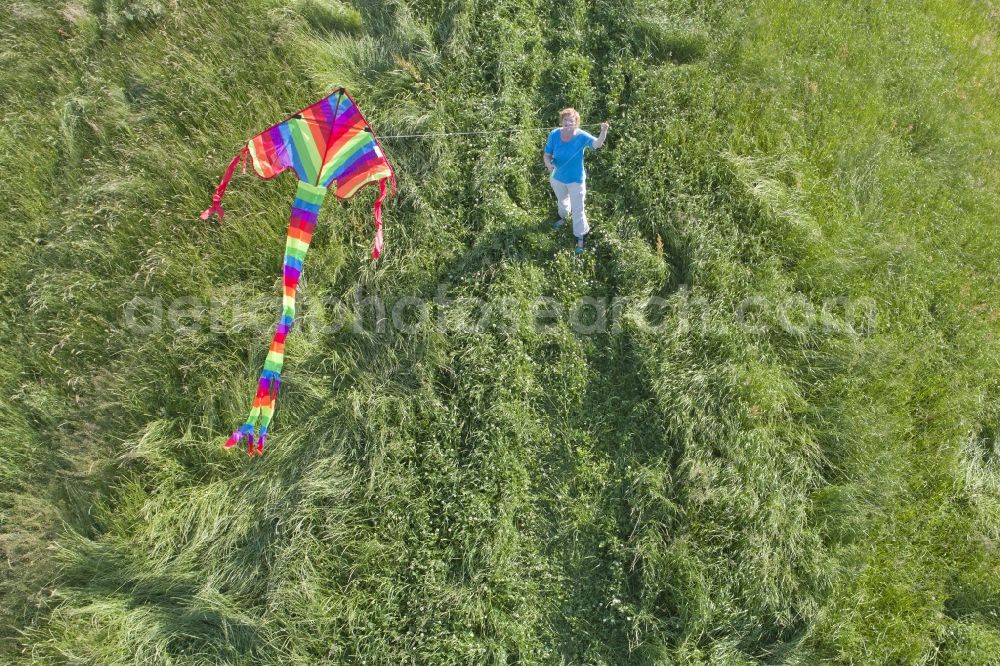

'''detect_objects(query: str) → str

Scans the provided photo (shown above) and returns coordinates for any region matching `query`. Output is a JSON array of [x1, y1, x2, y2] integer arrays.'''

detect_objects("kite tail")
[[201, 146, 249, 221], [371, 177, 388, 259], [225, 181, 327, 456]]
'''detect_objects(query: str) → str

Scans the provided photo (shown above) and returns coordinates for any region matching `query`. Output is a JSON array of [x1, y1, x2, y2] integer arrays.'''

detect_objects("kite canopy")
[[201, 88, 396, 456], [201, 87, 396, 258]]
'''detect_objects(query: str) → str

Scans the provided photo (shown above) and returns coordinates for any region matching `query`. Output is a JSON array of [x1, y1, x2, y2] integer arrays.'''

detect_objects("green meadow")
[[2, 0, 998, 663]]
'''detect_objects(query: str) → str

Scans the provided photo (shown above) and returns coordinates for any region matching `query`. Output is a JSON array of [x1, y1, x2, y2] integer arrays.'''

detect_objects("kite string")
[[378, 123, 605, 140], [297, 115, 605, 139]]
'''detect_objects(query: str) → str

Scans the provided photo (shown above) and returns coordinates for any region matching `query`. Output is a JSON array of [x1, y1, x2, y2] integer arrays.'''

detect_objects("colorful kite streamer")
[[202, 88, 396, 456]]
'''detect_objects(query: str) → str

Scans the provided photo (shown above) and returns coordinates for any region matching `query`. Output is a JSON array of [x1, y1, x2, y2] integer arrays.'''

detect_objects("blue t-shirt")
[[545, 129, 597, 184]]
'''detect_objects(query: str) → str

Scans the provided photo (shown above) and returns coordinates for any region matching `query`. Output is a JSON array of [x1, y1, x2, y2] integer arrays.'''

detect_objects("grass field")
[[1, 0, 998, 663]]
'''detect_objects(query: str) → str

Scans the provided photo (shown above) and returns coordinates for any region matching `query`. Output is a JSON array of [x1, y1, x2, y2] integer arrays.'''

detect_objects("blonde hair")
[[559, 108, 581, 124]]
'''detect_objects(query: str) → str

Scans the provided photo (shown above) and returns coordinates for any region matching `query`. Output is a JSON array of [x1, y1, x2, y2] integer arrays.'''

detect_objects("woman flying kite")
[[543, 108, 609, 254]]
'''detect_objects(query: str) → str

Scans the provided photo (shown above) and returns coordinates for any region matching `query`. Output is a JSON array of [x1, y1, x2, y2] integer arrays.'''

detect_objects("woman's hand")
[[594, 121, 610, 149]]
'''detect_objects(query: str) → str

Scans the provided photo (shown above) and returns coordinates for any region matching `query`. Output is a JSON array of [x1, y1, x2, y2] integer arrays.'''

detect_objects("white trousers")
[[550, 177, 589, 238]]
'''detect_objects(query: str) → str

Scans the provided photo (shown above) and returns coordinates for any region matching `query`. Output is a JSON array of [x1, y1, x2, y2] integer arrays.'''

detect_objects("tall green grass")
[[1, 0, 997, 663]]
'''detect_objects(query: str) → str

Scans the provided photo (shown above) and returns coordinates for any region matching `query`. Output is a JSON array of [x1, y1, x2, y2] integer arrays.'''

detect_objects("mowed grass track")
[[1, 0, 998, 663]]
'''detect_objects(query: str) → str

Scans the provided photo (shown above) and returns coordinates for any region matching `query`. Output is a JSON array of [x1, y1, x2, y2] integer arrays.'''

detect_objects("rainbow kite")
[[202, 88, 396, 456]]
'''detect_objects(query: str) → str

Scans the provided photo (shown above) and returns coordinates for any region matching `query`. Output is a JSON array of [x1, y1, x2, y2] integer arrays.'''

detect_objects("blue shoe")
[[552, 218, 565, 230], [574, 240, 585, 255]]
